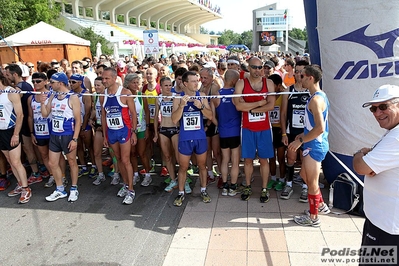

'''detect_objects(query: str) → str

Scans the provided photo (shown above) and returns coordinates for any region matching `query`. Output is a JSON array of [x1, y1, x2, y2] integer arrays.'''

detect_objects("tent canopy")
[[226, 44, 250, 52], [0, 21, 90, 47]]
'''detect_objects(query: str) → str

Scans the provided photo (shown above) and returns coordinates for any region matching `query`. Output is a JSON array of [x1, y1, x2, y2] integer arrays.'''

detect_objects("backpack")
[[328, 173, 364, 216]]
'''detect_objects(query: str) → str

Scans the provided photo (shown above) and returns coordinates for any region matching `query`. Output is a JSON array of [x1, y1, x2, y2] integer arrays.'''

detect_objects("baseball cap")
[[264, 60, 275, 69], [117, 60, 126, 68], [51, 72, 69, 86], [20, 65, 30, 77], [362, 84, 399, 107], [70, 74, 84, 82], [203, 61, 216, 69]]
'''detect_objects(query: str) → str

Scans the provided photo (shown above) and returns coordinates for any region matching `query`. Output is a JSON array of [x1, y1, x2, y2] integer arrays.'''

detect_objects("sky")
[[202, 0, 306, 33]]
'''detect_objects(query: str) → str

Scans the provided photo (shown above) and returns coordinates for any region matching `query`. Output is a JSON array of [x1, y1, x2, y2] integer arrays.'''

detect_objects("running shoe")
[[117, 185, 128, 197], [160, 166, 169, 177], [89, 167, 98, 178], [164, 179, 178, 192], [0, 178, 10, 191], [18, 187, 32, 204], [68, 189, 79, 202], [133, 175, 140, 186], [45, 189, 67, 202], [123, 190, 135, 205], [241, 186, 252, 201], [293, 214, 320, 227], [27, 172, 43, 185], [92, 174, 106, 186], [221, 183, 229, 196], [304, 203, 331, 216], [260, 188, 270, 203], [78, 168, 89, 177], [299, 188, 308, 203], [174, 194, 185, 207], [280, 185, 293, 200], [274, 181, 285, 191], [184, 181, 192, 194], [201, 190, 211, 203], [141, 175, 152, 187], [266, 179, 277, 190], [8, 183, 22, 197], [164, 177, 171, 184], [110, 173, 120, 185], [44, 176, 55, 188]]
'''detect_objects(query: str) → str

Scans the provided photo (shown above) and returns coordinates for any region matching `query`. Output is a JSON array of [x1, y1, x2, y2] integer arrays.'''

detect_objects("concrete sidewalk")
[[163, 174, 365, 266]]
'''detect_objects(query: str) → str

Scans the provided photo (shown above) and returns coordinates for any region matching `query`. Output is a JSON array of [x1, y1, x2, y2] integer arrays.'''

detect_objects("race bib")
[[161, 102, 173, 117], [52, 116, 64, 133], [35, 120, 49, 136], [96, 105, 101, 124], [149, 104, 156, 120], [248, 112, 266, 122], [183, 112, 201, 131], [269, 106, 280, 124], [106, 112, 123, 130], [292, 110, 305, 128]]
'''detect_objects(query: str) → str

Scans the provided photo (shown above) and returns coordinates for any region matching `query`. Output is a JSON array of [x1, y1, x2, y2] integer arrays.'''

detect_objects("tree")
[[0, 0, 63, 37], [200, 26, 208, 34], [289, 27, 307, 41], [218, 30, 240, 45], [70, 27, 113, 57], [239, 30, 253, 49]]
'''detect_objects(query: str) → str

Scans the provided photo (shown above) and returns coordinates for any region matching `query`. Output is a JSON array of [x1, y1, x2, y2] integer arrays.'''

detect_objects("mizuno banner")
[[305, 0, 397, 182]]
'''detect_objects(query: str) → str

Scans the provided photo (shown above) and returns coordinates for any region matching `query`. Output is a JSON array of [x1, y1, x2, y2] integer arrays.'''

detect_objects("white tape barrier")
[[0, 90, 309, 99]]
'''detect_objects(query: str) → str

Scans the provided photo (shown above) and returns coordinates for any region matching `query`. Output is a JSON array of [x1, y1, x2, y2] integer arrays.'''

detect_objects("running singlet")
[[51, 95, 75, 136], [0, 86, 17, 130], [303, 91, 329, 153], [31, 94, 50, 138], [134, 92, 146, 132], [77, 89, 87, 123], [286, 85, 310, 136], [143, 83, 161, 123], [179, 91, 206, 141], [270, 95, 282, 128], [158, 93, 175, 118], [94, 94, 101, 125], [103, 86, 131, 131], [241, 78, 270, 132], [216, 88, 241, 138]]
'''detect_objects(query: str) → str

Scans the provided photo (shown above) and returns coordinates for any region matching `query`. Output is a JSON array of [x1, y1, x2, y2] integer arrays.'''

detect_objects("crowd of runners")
[[0, 51, 329, 226]]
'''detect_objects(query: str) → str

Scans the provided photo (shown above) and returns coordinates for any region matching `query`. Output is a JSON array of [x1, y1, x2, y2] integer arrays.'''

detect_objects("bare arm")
[[171, 96, 188, 125], [251, 79, 276, 113], [280, 93, 289, 145], [70, 95, 81, 139], [82, 94, 92, 130], [353, 148, 375, 176], [40, 94, 54, 118], [233, 79, 266, 111]]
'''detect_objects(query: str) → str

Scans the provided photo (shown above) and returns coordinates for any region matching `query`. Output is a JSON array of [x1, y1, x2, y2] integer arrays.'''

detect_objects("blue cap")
[[70, 74, 84, 82], [51, 72, 69, 86]]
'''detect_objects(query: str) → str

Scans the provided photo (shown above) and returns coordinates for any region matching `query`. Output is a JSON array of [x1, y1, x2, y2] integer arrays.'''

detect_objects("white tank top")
[[0, 86, 17, 130]]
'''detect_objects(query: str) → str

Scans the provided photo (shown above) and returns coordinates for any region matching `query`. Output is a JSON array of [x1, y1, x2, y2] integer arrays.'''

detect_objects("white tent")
[[0, 21, 90, 47]]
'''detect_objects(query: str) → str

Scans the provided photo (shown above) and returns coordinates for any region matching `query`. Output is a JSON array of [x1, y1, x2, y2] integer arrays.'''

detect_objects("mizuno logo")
[[188, 106, 195, 111], [333, 24, 399, 59]]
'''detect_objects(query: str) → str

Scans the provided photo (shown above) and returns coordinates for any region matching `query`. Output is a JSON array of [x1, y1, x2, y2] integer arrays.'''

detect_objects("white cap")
[[20, 65, 30, 77], [203, 61, 216, 69], [362, 84, 399, 107]]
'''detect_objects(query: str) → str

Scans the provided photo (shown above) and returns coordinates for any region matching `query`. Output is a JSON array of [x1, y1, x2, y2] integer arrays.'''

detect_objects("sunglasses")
[[227, 63, 237, 66], [249, 65, 263, 70], [300, 74, 310, 79], [369, 103, 392, 113], [27, 66, 34, 69], [32, 79, 43, 84], [69, 80, 78, 84]]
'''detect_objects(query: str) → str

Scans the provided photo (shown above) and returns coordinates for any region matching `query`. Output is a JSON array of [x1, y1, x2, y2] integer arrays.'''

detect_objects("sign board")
[[143, 30, 159, 54]]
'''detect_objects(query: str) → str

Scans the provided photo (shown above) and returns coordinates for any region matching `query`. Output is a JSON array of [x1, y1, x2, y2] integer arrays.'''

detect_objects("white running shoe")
[[92, 174, 106, 186], [46, 189, 67, 202], [141, 175, 152, 187], [110, 173, 120, 185], [133, 175, 140, 186], [68, 189, 79, 202], [44, 176, 55, 188], [122, 191, 135, 205], [117, 185, 128, 197]]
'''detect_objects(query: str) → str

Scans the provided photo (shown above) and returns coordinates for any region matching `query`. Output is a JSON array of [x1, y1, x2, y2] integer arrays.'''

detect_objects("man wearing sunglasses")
[[353, 84, 399, 258], [288, 64, 329, 227], [233, 56, 276, 203]]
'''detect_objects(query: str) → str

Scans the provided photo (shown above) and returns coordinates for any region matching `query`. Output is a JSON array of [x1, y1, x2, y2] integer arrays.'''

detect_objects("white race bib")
[[35, 120, 49, 136], [149, 104, 156, 119], [161, 102, 173, 117], [248, 112, 266, 122], [52, 116, 64, 133], [269, 106, 280, 124], [183, 112, 201, 131], [106, 112, 123, 130], [292, 110, 305, 128]]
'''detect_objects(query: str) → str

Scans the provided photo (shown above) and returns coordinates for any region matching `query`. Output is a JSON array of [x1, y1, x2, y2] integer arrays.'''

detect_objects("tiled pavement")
[[163, 174, 365, 266]]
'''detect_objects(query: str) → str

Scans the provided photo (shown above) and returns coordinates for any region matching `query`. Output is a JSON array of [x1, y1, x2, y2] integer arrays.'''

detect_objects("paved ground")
[[0, 161, 365, 266]]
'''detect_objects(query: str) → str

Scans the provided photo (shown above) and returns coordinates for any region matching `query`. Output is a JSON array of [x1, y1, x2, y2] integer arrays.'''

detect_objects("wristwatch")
[[200, 104, 205, 110], [299, 137, 304, 143], [72, 138, 78, 142]]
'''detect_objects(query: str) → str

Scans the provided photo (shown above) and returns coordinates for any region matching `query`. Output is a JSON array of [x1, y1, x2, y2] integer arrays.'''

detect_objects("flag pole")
[[285, 9, 289, 52]]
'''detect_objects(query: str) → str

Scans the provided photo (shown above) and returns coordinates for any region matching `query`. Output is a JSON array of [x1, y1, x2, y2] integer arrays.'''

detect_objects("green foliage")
[[200, 26, 208, 34], [70, 27, 113, 57], [289, 27, 307, 41], [239, 30, 253, 49], [117, 15, 124, 23], [0, 0, 63, 37], [130, 17, 136, 25]]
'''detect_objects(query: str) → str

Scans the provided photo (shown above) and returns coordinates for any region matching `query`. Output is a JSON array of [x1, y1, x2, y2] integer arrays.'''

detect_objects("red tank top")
[[242, 78, 270, 131]]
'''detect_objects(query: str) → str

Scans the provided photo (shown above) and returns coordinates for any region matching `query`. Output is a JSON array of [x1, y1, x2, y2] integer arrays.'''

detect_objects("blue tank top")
[[215, 88, 241, 138], [51, 94, 75, 136], [179, 91, 206, 141], [303, 91, 329, 153], [103, 87, 131, 131]]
